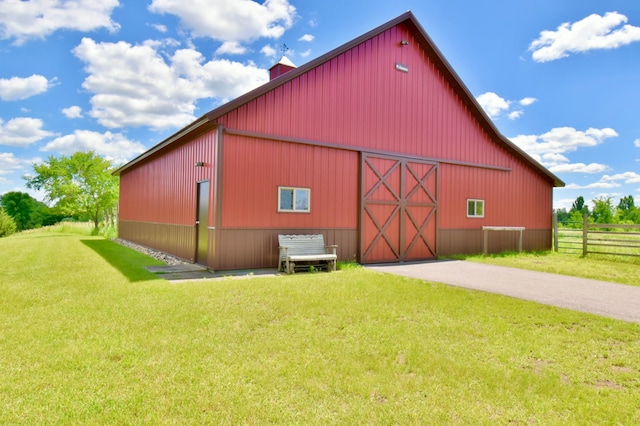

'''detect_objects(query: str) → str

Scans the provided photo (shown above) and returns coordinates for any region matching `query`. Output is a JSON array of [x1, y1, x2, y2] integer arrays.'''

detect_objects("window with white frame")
[[278, 187, 310, 213], [467, 199, 484, 218]]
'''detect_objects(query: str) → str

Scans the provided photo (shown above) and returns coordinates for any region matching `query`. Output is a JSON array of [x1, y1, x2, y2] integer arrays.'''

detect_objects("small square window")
[[278, 187, 310, 213], [467, 199, 484, 218]]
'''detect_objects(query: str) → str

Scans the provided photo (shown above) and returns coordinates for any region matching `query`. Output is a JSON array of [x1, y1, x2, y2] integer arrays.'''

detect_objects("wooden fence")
[[553, 213, 640, 257]]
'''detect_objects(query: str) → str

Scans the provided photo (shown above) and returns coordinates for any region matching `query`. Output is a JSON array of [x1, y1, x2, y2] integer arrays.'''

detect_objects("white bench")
[[278, 234, 338, 274]]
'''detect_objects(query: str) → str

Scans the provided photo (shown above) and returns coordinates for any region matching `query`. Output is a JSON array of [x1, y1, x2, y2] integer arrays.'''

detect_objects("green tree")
[[554, 208, 569, 223], [616, 195, 638, 223], [0, 207, 17, 237], [0, 191, 38, 230], [617, 195, 635, 211], [570, 196, 588, 214], [24, 152, 119, 230], [591, 196, 615, 224]]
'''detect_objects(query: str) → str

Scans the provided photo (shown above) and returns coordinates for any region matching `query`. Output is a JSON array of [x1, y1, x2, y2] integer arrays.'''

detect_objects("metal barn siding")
[[437, 160, 553, 254], [118, 131, 216, 261], [214, 135, 359, 270], [220, 24, 512, 171]]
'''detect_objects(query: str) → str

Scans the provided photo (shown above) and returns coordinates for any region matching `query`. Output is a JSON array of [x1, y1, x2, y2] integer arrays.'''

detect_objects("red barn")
[[115, 12, 563, 270]]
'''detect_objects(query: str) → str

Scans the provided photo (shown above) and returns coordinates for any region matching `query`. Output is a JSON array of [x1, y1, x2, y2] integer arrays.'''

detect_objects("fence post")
[[582, 213, 588, 257], [552, 213, 558, 252]]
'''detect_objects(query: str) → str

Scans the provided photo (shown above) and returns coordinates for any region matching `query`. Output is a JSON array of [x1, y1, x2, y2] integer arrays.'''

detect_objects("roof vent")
[[269, 55, 297, 80]]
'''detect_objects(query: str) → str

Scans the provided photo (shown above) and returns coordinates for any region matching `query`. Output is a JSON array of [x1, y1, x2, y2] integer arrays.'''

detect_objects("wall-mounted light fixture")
[[395, 63, 409, 73], [195, 161, 205, 167], [400, 40, 409, 46]]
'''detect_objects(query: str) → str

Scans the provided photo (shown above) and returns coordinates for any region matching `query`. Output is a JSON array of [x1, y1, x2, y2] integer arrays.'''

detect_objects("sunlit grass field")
[[1, 227, 639, 424]]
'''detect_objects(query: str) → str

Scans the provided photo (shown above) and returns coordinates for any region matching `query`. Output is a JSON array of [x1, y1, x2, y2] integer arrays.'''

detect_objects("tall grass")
[[1, 230, 639, 424], [16, 221, 117, 239]]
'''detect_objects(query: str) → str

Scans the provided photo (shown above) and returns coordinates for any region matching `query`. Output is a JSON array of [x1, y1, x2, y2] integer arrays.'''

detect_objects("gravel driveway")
[[367, 260, 640, 324]]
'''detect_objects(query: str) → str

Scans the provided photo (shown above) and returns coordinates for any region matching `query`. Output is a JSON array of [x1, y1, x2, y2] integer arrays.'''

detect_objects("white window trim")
[[467, 199, 484, 218], [278, 186, 311, 213]]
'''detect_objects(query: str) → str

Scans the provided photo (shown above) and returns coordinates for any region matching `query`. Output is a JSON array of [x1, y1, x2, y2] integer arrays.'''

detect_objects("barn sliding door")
[[360, 153, 438, 263]]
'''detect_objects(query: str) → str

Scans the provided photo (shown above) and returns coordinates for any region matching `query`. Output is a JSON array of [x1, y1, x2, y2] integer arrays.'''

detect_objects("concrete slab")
[[367, 260, 640, 324], [146, 264, 208, 273], [145, 265, 281, 282]]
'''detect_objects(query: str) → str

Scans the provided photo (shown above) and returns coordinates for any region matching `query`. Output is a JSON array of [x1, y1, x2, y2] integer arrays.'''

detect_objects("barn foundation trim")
[[222, 127, 512, 173]]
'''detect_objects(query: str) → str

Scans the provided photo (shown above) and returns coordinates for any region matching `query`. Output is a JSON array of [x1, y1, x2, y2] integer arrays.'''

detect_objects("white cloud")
[[41, 130, 146, 164], [541, 152, 570, 164], [0, 75, 50, 101], [298, 34, 314, 42], [549, 162, 610, 174], [601, 172, 640, 184], [151, 23, 167, 33], [476, 92, 535, 120], [554, 197, 577, 211], [215, 41, 247, 55], [62, 106, 83, 119], [476, 92, 510, 118], [529, 12, 640, 62], [261, 45, 277, 57], [300, 49, 312, 58], [634, 139, 640, 148], [0, 0, 120, 44], [148, 0, 296, 41], [519, 97, 537, 106], [0, 152, 22, 175], [565, 182, 621, 189], [73, 37, 269, 129], [0, 117, 54, 147], [510, 127, 618, 162], [562, 171, 640, 193], [508, 110, 523, 120]]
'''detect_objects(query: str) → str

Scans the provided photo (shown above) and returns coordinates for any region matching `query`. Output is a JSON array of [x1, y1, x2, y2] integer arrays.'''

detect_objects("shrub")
[[0, 208, 17, 237]]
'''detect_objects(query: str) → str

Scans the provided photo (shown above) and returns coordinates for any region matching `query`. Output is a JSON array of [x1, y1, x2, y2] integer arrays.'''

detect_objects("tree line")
[[555, 195, 640, 226], [0, 152, 118, 237]]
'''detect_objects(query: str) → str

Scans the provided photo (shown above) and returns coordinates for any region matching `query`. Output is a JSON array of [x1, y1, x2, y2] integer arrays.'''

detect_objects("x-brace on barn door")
[[360, 153, 438, 263]]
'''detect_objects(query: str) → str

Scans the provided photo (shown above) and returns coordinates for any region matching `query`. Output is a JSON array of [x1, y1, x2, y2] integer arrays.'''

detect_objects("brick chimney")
[[269, 56, 297, 80]]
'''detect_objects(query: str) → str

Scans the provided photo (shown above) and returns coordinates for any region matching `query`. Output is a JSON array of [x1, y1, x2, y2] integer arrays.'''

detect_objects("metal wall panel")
[[118, 131, 216, 226], [216, 228, 357, 270], [119, 220, 196, 261], [438, 161, 552, 229], [220, 135, 359, 230]]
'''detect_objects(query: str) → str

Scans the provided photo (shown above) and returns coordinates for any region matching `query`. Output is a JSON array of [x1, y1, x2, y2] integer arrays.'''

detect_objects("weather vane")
[[280, 43, 289, 55]]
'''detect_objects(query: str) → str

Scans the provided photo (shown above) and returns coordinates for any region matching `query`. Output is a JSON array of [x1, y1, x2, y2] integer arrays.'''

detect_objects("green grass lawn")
[[1, 229, 639, 424], [454, 250, 640, 287]]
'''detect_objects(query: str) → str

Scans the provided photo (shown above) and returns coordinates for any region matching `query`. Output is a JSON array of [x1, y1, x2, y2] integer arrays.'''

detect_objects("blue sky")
[[1, 0, 639, 211]]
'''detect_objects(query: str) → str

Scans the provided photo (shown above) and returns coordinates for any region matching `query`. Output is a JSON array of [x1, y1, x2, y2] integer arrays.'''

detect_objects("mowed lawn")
[[1, 229, 639, 424]]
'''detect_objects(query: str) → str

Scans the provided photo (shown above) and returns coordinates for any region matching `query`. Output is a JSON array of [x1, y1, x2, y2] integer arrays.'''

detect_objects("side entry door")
[[195, 180, 209, 265]]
